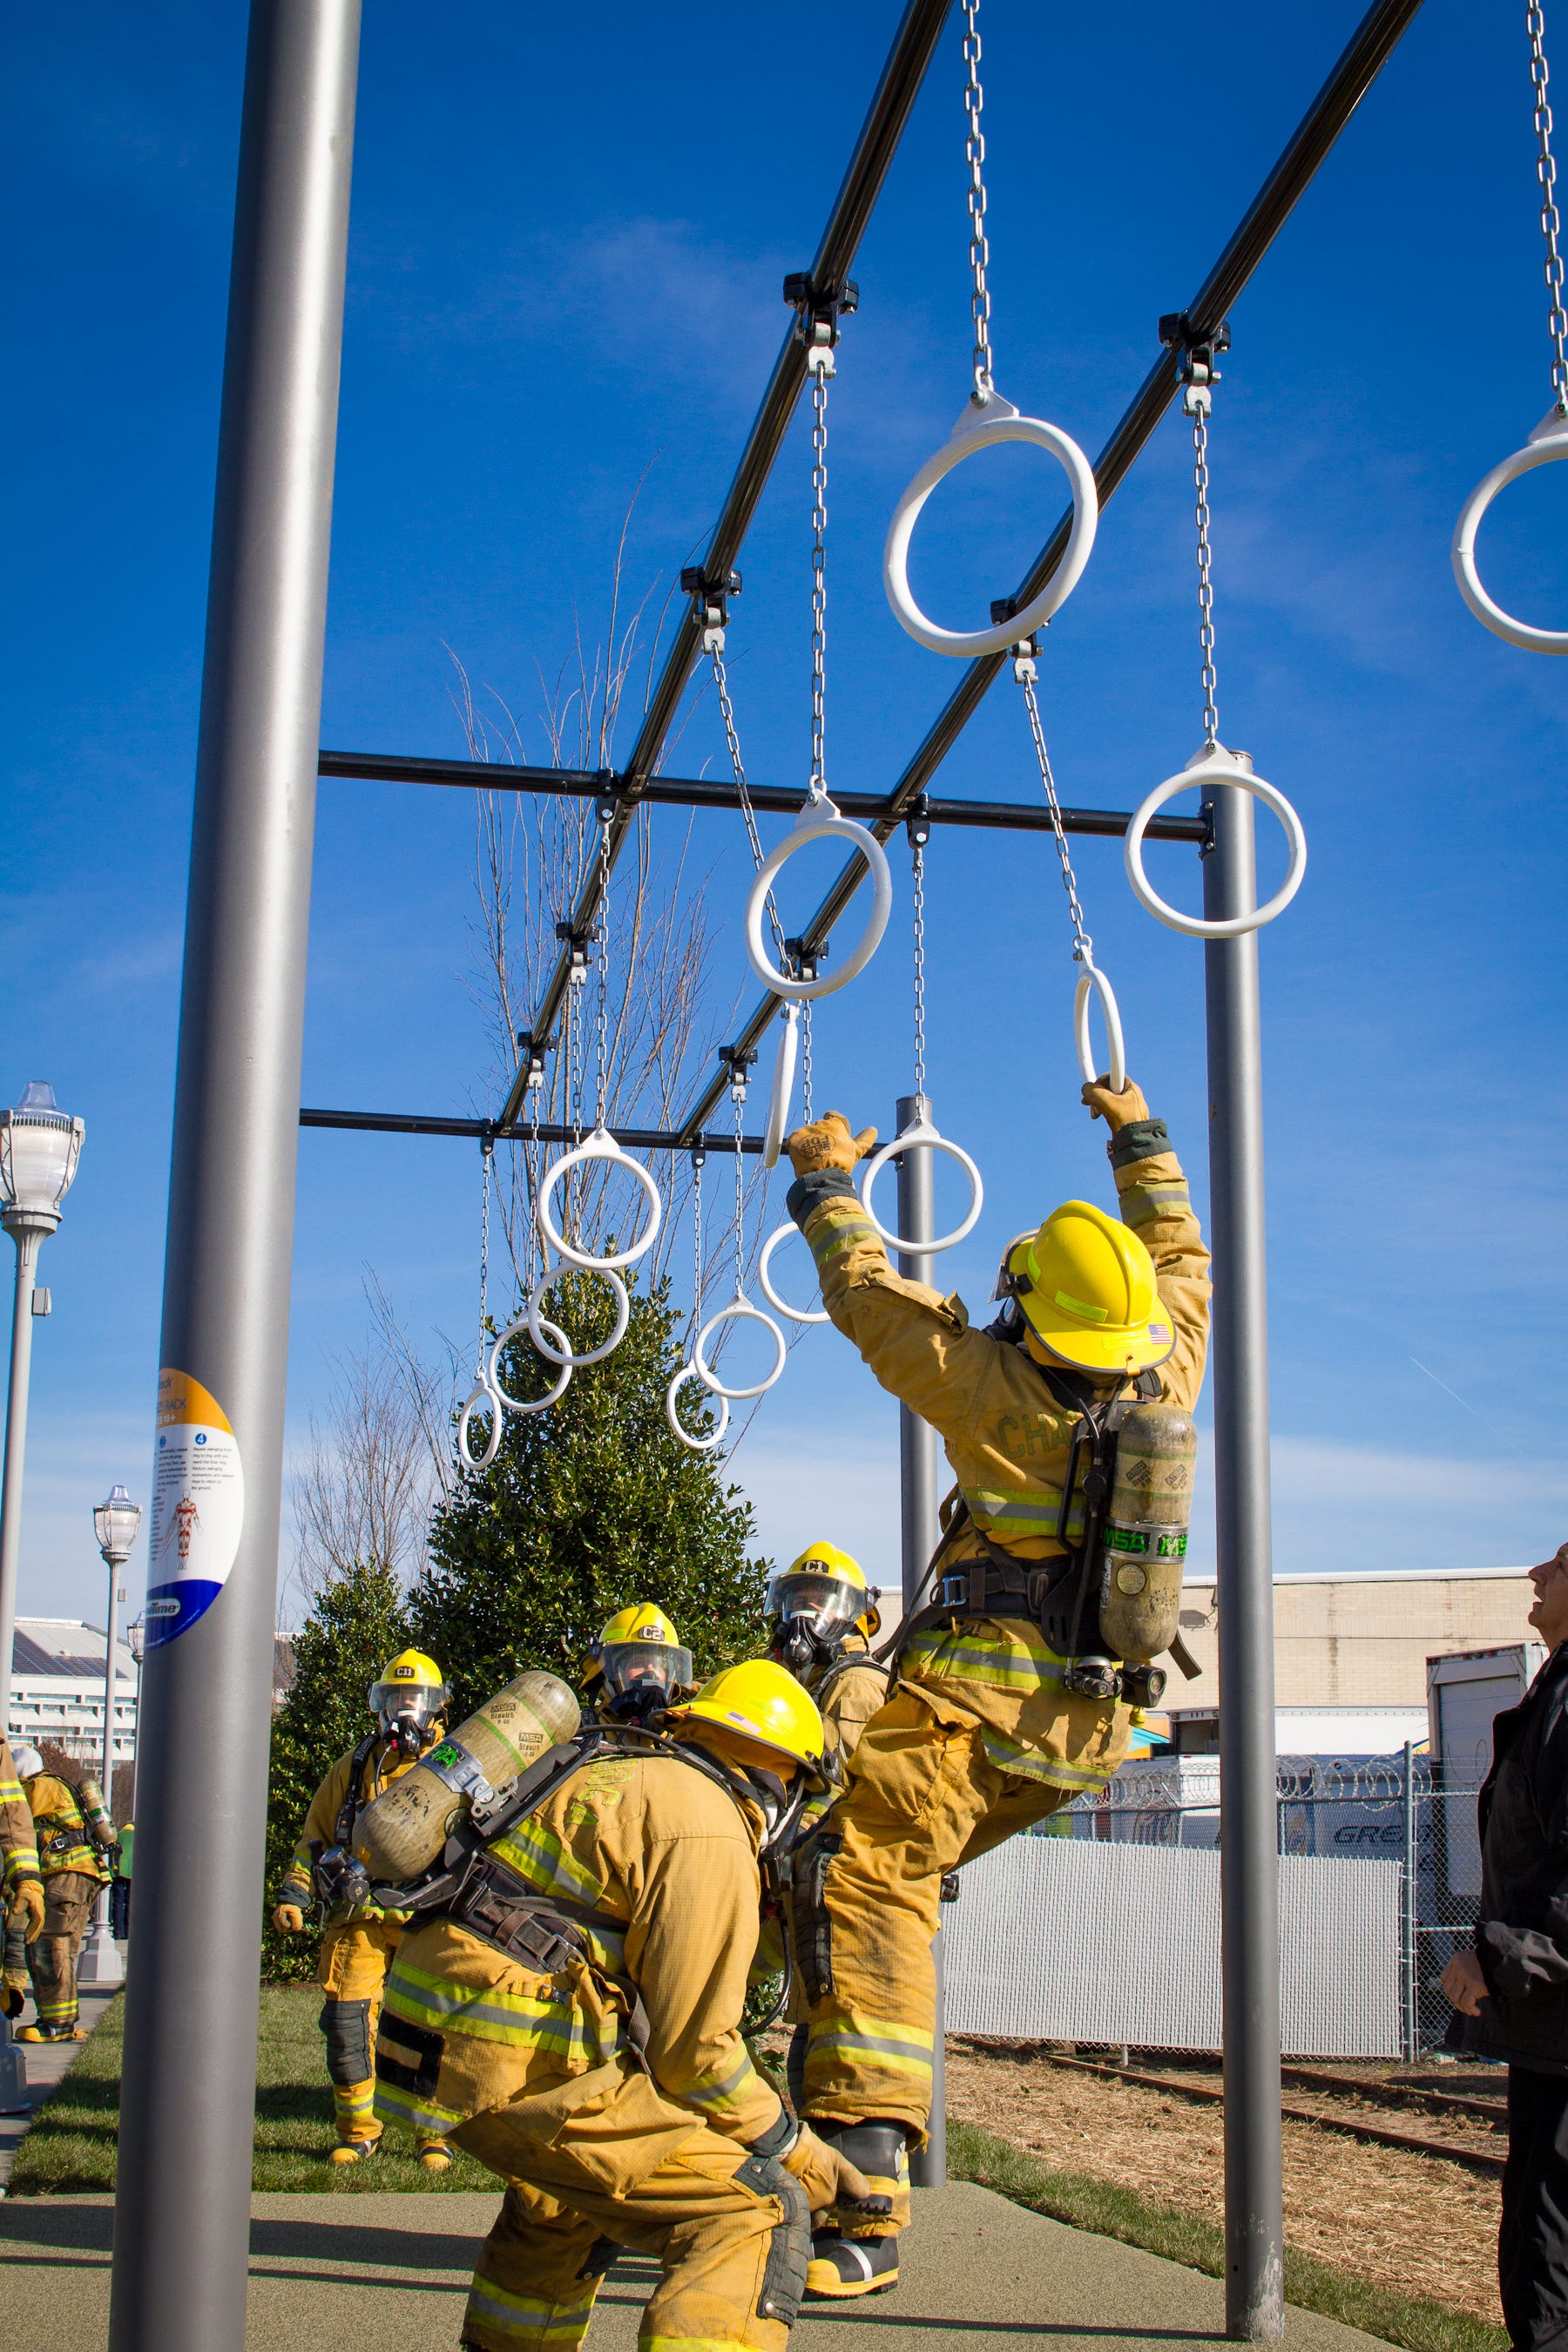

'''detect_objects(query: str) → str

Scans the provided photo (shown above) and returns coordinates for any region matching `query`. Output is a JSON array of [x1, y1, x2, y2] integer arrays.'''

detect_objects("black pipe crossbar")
[[299, 1107, 765, 1152], [317, 747, 1208, 843], [670, 0, 1426, 1146], [495, 0, 955, 1129]]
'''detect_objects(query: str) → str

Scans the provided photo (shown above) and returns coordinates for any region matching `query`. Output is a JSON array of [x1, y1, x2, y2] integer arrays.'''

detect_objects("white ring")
[[489, 1315, 572, 1415], [759, 1220, 829, 1325], [1452, 408, 1568, 653], [861, 1116, 984, 1255], [693, 1294, 787, 1400], [457, 1381, 503, 1470], [883, 395, 1099, 659], [666, 1363, 732, 1453], [536, 1125, 662, 1272], [763, 1006, 800, 1171], [1124, 751, 1308, 940], [744, 800, 893, 1001], [526, 1265, 631, 1368], [1072, 960, 1126, 1091]]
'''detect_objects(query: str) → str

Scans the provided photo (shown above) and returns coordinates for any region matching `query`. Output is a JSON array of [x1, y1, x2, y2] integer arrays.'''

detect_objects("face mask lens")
[[600, 1641, 693, 1701]]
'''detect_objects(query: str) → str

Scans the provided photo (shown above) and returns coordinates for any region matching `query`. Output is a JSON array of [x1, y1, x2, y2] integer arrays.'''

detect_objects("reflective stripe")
[[1119, 1182, 1190, 1228], [670, 2048, 765, 2117], [483, 1819, 629, 1973], [979, 1728, 1111, 1793], [962, 1484, 1078, 1533], [465, 2278, 597, 2348], [4, 1847, 40, 1885], [383, 1958, 624, 2064], [333, 2076, 376, 2126], [807, 2011, 934, 2085], [373, 2078, 468, 2137], [904, 1624, 1069, 1687]]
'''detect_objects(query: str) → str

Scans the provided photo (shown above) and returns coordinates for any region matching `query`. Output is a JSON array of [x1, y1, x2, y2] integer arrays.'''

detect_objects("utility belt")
[[39, 1824, 88, 1860], [447, 1852, 650, 2051]]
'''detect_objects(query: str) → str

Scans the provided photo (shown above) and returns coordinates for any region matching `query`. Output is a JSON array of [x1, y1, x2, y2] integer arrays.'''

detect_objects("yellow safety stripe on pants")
[[464, 2278, 598, 2348], [902, 1621, 1068, 1689], [977, 1727, 1112, 1794], [35, 1993, 78, 2024], [332, 2075, 378, 2134], [806, 2011, 935, 2087], [373, 2078, 469, 2138], [382, 1957, 625, 2065], [663, 2045, 769, 2125]]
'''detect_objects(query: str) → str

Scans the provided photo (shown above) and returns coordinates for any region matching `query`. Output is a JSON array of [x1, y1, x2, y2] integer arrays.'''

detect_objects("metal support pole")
[[1203, 778, 1284, 2341], [1402, 1739, 1419, 2063], [0, 1227, 44, 1735], [78, 1553, 126, 1990], [109, 6, 361, 2347], [895, 1092, 947, 2188]]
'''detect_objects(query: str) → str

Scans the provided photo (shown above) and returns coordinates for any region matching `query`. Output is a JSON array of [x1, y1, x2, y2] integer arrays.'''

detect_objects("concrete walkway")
[[0, 2183, 1388, 2349]]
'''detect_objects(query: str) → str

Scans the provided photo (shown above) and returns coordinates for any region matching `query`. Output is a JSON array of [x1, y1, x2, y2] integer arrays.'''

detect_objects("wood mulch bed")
[[942, 2040, 1503, 2326]]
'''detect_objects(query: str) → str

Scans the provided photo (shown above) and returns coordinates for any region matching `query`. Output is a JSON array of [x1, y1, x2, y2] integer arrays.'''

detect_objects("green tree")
[[410, 1267, 768, 1723], [262, 1558, 411, 1983]]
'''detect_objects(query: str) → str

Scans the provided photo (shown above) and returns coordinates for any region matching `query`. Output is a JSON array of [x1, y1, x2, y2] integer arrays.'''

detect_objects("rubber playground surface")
[[0, 2180, 1387, 2349]]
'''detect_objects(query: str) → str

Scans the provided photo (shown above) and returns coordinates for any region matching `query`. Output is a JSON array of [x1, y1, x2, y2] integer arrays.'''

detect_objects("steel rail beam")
[[495, 0, 954, 1130], [671, 0, 1426, 1146], [317, 747, 1207, 842], [300, 1107, 763, 1152]]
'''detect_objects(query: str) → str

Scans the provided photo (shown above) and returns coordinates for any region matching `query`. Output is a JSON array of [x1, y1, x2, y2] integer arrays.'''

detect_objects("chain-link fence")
[[1015, 1750, 1484, 2059]]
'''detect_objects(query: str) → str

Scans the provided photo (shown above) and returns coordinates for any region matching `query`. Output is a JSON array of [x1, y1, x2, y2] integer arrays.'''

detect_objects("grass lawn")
[[10, 1991, 1511, 2351], [948, 2119, 1508, 2352]]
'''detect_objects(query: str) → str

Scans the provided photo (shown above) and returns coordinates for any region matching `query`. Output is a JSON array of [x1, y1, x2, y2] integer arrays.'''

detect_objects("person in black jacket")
[[1443, 1540, 1568, 2351]]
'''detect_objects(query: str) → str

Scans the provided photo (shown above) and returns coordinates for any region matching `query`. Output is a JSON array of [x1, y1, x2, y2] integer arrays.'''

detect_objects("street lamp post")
[[79, 1487, 141, 1990], [0, 1083, 84, 1736]]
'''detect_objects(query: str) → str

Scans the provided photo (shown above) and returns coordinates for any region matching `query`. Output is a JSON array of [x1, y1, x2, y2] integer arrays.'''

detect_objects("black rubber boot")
[[805, 2230, 901, 2299]]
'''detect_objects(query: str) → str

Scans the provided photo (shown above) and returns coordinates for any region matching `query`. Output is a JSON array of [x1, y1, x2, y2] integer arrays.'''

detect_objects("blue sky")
[[7, 0, 1566, 1631]]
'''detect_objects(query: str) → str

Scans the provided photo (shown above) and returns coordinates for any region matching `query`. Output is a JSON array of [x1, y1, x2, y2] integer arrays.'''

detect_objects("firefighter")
[[372, 1659, 888, 2352], [273, 1648, 455, 2169], [780, 1076, 1210, 2295], [14, 1744, 115, 2042], [581, 1603, 695, 1727], [0, 1735, 44, 2022], [767, 1543, 888, 1770]]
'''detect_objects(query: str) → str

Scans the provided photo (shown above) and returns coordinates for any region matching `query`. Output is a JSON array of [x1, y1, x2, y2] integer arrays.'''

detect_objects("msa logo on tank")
[[145, 1366, 245, 1648]]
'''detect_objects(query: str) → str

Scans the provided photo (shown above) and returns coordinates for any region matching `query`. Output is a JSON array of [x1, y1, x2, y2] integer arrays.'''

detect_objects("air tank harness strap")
[[810, 1650, 890, 1714], [334, 1733, 382, 1852], [448, 1853, 652, 2055]]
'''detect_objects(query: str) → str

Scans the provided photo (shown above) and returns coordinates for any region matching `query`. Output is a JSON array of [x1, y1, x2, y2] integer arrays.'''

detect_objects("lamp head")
[[93, 1484, 142, 1567], [0, 1083, 84, 1237]]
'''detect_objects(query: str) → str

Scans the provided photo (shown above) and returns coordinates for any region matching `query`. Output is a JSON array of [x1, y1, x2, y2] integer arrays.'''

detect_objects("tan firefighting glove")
[[1081, 1075, 1150, 1132], [783, 1112, 878, 1179], [272, 1903, 306, 1934], [783, 2122, 893, 2220], [8, 1879, 44, 1943]]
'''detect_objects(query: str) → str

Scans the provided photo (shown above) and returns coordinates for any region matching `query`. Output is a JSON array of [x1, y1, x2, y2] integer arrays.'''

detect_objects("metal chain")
[[690, 1147, 706, 1340], [911, 837, 929, 1099], [708, 637, 787, 961], [1530, 1, 1568, 412], [1017, 666, 1094, 963], [524, 1096, 541, 1291], [963, 0, 994, 402], [476, 1141, 492, 1375], [731, 1080, 747, 1293], [808, 361, 830, 798], [801, 1000, 814, 1124], [593, 814, 612, 1125], [1191, 395, 1220, 746], [566, 959, 585, 1146]]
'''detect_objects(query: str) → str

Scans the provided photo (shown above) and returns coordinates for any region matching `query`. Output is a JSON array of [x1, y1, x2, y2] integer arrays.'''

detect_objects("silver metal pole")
[[78, 1549, 127, 1989], [1402, 1740, 1418, 2063], [895, 1092, 947, 2189], [1202, 774, 1284, 2341], [102, 1555, 121, 1808], [0, 1227, 44, 1734], [109, 5, 361, 2346]]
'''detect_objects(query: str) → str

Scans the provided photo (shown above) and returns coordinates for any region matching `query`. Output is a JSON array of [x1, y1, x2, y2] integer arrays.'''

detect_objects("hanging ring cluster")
[[1453, 0, 1568, 652]]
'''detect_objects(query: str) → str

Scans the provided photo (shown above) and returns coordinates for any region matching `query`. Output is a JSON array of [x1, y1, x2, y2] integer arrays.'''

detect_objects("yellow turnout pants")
[[801, 1687, 1070, 2140], [319, 1917, 443, 2153], [29, 1870, 99, 2030], [455, 2078, 808, 2352]]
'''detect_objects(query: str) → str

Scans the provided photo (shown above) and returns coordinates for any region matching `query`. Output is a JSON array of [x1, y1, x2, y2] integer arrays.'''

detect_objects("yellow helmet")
[[368, 1648, 449, 1753], [584, 1604, 694, 1718], [671, 1659, 830, 1786], [766, 1543, 881, 1652], [1002, 1201, 1174, 1375]]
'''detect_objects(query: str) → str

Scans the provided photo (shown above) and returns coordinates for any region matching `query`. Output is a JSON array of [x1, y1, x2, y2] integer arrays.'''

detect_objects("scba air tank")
[[1094, 1402, 1198, 1665], [352, 1669, 580, 1883]]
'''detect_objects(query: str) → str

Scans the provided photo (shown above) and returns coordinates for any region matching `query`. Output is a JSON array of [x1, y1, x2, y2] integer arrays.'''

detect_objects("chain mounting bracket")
[[556, 918, 593, 982], [782, 936, 826, 983], [680, 564, 743, 639], [784, 270, 860, 362], [718, 1043, 758, 1100], [905, 796, 932, 849], [1159, 311, 1232, 390]]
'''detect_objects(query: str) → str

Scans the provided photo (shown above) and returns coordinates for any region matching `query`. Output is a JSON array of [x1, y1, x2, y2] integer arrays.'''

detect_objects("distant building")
[[9, 1619, 139, 1767], [1166, 1565, 1534, 1756]]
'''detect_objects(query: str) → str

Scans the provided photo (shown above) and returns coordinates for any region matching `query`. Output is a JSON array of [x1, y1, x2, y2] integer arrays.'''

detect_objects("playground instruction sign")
[[145, 1366, 245, 1649]]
